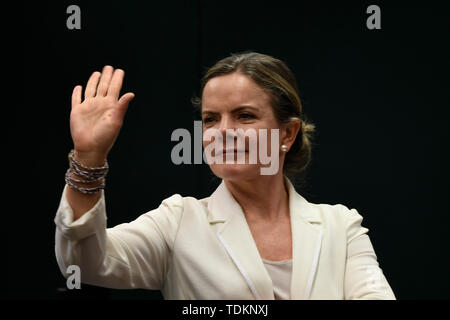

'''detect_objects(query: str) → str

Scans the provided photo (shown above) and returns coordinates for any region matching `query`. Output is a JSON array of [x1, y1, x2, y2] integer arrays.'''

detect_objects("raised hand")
[[70, 65, 134, 166]]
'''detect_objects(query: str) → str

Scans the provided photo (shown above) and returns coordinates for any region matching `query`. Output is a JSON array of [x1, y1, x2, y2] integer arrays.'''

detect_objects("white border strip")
[[216, 232, 261, 299], [304, 230, 323, 299]]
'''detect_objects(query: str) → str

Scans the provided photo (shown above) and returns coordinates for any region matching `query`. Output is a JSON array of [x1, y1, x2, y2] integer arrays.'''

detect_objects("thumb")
[[113, 92, 135, 124], [118, 92, 135, 110], [116, 92, 135, 117]]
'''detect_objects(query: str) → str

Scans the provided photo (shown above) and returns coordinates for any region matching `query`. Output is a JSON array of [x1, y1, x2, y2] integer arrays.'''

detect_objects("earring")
[[281, 145, 288, 152]]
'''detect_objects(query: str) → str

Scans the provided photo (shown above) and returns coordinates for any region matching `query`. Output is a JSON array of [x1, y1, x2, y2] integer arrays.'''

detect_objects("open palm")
[[70, 66, 134, 161]]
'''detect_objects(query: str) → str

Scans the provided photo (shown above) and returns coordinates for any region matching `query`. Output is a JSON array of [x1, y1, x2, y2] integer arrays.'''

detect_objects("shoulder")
[[300, 196, 358, 221], [156, 193, 210, 219], [142, 194, 210, 245], [302, 199, 368, 241], [310, 202, 361, 220], [288, 179, 363, 229]]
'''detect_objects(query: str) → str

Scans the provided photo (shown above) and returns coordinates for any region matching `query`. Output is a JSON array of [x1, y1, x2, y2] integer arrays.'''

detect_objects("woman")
[[55, 52, 396, 299]]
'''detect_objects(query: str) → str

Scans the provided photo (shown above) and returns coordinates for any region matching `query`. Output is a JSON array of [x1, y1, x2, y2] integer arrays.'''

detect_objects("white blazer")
[[54, 178, 396, 300]]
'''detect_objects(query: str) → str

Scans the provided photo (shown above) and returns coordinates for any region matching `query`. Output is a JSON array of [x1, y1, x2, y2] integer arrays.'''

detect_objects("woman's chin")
[[210, 163, 261, 181]]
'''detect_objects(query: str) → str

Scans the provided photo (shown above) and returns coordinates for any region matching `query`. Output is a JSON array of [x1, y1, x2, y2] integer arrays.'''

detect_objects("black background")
[[11, 0, 449, 300]]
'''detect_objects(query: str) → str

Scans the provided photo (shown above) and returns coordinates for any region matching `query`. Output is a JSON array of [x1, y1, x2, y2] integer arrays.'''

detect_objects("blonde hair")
[[192, 51, 316, 179]]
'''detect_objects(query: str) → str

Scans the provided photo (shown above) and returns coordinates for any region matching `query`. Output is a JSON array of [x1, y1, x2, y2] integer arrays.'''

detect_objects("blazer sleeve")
[[54, 185, 183, 290], [342, 205, 396, 300]]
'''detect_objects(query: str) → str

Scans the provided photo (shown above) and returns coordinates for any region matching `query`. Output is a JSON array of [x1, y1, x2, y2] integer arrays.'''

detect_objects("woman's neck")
[[224, 174, 289, 223]]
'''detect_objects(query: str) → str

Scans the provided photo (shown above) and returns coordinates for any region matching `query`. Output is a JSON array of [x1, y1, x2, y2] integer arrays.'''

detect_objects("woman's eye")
[[239, 113, 255, 120], [203, 117, 215, 124]]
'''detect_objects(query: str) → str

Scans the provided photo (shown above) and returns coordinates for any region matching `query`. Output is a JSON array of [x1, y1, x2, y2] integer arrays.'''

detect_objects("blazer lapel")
[[286, 179, 323, 300], [208, 182, 274, 300]]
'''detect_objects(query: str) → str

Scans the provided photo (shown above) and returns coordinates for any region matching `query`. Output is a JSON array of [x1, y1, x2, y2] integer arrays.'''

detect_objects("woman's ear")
[[281, 118, 301, 151]]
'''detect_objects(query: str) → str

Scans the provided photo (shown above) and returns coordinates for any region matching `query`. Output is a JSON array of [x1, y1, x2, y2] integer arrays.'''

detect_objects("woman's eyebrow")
[[232, 105, 260, 112], [201, 110, 218, 116], [202, 105, 260, 115]]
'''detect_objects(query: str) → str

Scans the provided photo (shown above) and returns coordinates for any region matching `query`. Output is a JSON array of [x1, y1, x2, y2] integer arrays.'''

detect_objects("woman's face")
[[201, 72, 287, 181]]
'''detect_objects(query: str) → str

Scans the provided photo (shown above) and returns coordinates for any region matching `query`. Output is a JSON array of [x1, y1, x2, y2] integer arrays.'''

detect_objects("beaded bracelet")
[[64, 168, 103, 184], [65, 149, 109, 194], [68, 150, 108, 177], [65, 169, 106, 194]]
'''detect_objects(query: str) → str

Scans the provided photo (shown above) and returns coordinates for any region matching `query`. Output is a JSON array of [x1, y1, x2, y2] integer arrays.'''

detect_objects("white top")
[[54, 178, 396, 299], [262, 258, 293, 300]]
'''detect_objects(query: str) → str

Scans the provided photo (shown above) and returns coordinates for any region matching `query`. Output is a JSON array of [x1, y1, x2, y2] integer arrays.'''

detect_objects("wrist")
[[66, 149, 109, 195], [73, 150, 107, 167]]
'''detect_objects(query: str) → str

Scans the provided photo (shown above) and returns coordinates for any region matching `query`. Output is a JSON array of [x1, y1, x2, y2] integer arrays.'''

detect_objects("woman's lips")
[[215, 149, 247, 156]]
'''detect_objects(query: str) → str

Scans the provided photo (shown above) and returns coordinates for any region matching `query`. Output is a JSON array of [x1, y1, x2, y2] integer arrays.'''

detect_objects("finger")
[[71, 85, 82, 107], [96, 65, 114, 97], [85, 71, 101, 99], [107, 69, 125, 100]]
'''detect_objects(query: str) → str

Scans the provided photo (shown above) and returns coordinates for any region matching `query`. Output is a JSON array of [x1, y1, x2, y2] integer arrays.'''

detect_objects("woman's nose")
[[218, 117, 238, 142], [218, 117, 233, 133]]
